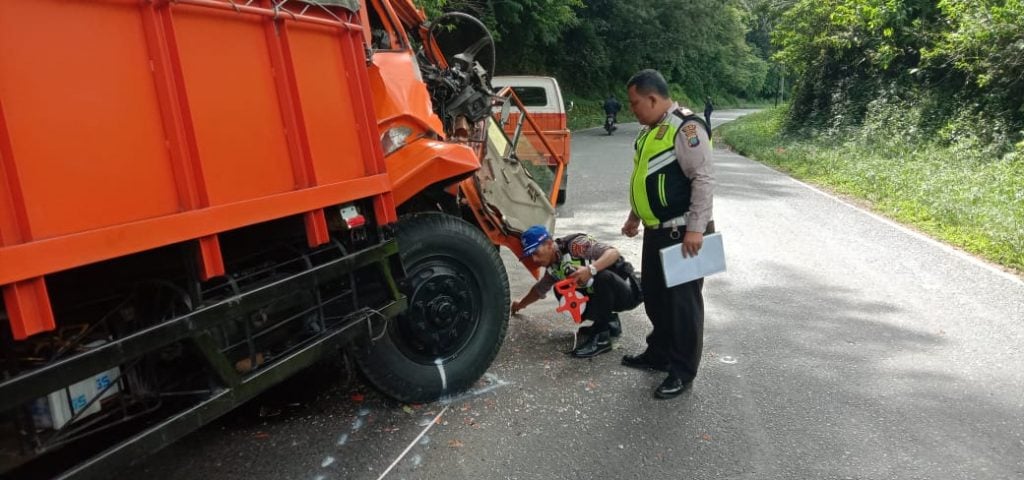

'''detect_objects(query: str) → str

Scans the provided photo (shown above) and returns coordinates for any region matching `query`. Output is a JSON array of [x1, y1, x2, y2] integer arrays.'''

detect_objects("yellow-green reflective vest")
[[547, 235, 595, 293], [629, 110, 709, 226]]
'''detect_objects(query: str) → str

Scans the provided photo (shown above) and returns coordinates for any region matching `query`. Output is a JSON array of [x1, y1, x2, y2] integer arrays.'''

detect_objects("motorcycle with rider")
[[603, 95, 621, 135]]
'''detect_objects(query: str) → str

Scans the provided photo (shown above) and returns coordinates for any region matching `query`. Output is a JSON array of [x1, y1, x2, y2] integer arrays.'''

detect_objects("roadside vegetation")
[[720, 107, 1024, 272], [718, 1, 1024, 273]]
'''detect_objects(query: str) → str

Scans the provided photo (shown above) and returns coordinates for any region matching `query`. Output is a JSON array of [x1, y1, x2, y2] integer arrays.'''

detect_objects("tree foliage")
[[772, 0, 1024, 151], [927, 1, 1024, 115], [543, 0, 772, 101], [416, 0, 776, 103]]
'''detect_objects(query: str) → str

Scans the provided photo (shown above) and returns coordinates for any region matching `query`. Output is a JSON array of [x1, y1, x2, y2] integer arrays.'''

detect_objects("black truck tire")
[[355, 212, 509, 402]]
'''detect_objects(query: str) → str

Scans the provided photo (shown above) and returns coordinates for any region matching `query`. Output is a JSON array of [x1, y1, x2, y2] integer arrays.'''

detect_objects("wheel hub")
[[396, 264, 479, 362]]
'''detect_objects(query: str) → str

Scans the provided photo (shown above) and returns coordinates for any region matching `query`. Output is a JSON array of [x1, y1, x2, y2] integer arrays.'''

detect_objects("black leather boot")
[[572, 331, 611, 358]]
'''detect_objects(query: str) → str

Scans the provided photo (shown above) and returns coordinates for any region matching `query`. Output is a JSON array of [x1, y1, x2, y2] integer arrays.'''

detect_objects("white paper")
[[659, 232, 726, 287]]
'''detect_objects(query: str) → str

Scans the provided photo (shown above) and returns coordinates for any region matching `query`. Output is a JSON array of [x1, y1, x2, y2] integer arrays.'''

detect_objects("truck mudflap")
[[0, 240, 405, 479]]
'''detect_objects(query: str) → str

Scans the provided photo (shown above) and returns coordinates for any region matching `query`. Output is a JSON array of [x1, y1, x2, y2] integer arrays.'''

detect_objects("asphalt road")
[[126, 110, 1024, 480]]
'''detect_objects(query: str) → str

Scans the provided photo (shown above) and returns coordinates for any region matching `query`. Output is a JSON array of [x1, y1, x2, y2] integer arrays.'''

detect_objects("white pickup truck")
[[492, 76, 572, 204]]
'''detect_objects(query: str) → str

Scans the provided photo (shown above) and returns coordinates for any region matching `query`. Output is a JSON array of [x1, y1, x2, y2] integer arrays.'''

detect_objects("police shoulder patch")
[[569, 236, 594, 258], [654, 124, 670, 140], [682, 124, 700, 148]]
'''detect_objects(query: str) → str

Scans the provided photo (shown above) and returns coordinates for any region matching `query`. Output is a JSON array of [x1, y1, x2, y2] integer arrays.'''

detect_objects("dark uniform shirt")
[[530, 235, 613, 298]]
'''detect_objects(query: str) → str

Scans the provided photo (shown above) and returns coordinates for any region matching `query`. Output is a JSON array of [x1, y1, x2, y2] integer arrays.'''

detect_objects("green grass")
[[718, 107, 1024, 273]]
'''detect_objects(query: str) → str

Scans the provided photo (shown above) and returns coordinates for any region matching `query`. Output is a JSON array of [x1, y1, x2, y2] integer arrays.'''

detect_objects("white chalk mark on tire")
[[434, 358, 448, 392]]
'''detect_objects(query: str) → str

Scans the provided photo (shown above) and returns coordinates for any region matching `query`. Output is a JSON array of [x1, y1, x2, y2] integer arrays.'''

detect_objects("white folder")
[[658, 232, 726, 287]]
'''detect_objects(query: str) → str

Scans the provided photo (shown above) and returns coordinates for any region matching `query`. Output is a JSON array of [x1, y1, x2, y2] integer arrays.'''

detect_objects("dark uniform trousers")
[[581, 270, 637, 333], [640, 221, 715, 382]]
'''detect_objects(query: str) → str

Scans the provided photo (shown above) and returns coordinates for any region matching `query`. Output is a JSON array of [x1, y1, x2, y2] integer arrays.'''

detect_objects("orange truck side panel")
[[0, 0, 182, 240], [288, 23, 369, 184], [173, 6, 298, 205], [0, 0, 393, 339]]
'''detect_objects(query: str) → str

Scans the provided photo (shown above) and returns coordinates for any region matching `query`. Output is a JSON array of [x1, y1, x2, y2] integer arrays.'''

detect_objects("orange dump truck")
[[0, 1, 558, 478]]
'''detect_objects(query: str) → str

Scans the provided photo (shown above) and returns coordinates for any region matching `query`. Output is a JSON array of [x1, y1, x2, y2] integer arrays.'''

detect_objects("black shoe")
[[572, 332, 611, 358], [654, 375, 691, 399], [621, 352, 669, 372]]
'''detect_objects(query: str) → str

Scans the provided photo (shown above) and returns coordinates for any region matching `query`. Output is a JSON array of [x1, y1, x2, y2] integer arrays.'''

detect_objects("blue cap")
[[520, 225, 550, 257]]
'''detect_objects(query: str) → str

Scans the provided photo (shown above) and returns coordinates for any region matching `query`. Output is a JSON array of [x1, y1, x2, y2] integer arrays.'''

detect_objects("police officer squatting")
[[511, 225, 642, 358], [619, 68, 716, 399]]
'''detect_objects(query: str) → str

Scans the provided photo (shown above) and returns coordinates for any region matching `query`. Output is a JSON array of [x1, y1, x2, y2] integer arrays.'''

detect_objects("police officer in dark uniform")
[[511, 225, 642, 358], [620, 69, 715, 399]]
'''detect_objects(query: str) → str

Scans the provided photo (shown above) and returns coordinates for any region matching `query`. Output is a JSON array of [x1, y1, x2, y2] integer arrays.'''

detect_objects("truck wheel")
[[356, 212, 509, 402]]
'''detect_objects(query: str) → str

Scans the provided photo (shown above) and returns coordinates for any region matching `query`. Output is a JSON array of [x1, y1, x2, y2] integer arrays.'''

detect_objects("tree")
[[771, 0, 1023, 147], [417, 0, 777, 103]]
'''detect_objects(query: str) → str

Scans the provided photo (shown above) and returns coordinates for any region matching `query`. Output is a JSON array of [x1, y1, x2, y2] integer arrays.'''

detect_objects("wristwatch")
[[588, 264, 598, 276]]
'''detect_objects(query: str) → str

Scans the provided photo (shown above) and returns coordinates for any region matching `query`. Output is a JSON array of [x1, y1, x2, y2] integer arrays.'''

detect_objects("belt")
[[648, 215, 687, 230]]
